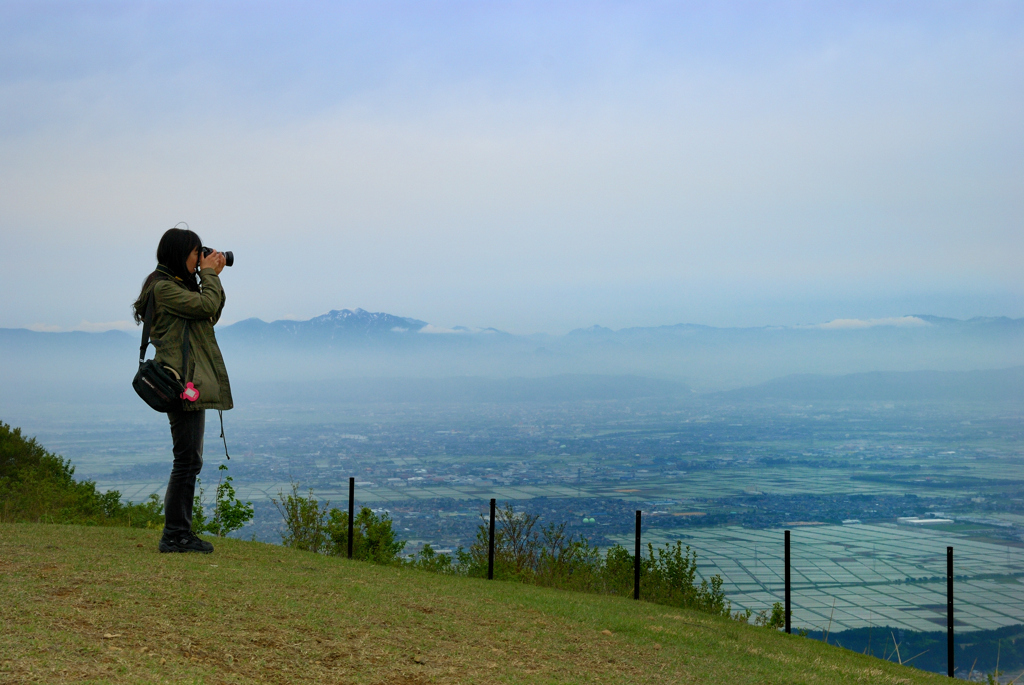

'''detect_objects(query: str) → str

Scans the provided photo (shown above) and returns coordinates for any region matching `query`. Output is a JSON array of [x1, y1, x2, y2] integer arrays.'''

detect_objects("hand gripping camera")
[[202, 247, 234, 267]]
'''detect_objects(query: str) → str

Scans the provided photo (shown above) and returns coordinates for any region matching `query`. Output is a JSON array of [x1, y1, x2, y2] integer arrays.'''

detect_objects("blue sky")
[[1, 2, 1021, 333]]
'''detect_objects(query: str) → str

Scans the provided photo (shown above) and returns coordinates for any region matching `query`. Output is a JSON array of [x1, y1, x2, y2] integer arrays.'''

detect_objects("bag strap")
[[139, 291, 155, 366], [138, 281, 192, 380], [218, 409, 230, 459], [181, 319, 191, 382]]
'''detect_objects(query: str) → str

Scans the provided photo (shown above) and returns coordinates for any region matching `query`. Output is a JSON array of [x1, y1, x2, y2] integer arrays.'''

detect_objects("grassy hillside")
[[1, 524, 948, 684], [0, 422, 163, 528]]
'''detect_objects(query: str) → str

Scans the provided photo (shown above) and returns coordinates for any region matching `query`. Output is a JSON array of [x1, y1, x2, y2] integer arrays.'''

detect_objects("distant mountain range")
[[218, 310, 1024, 390], [2, 310, 1023, 402], [226, 308, 431, 342], [215, 309, 1024, 342], [714, 367, 1024, 403]]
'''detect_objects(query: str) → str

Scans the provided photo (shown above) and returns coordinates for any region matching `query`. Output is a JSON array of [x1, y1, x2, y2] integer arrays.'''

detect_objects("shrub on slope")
[[273, 483, 406, 563], [274, 488, 742, 619], [0, 421, 163, 527]]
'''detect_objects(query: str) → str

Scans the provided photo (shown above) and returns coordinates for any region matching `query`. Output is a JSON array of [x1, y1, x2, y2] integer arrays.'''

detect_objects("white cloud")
[[26, 320, 136, 333], [418, 324, 465, 334], [811, 316, 932, 330], [77, 320, 136, 332]]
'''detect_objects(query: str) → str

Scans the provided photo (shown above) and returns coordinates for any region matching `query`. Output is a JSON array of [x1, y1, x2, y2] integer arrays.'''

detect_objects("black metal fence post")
[[947, 546, 954, 678], [347, 477, 355, 559], [488, 498, 496, 580], [784, 529, 791, 634], [634, 510, 642, 600]]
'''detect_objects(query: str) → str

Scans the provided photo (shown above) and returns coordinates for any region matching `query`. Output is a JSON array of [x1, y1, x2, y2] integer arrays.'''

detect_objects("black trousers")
[[163, 409, 205, 538]]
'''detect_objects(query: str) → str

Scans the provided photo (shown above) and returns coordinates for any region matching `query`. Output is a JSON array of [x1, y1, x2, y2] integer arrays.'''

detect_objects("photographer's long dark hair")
[[132, 227, 203, 323]]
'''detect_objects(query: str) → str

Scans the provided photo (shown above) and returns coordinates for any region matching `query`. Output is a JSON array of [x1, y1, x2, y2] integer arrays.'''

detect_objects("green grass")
[[1, 524, 949, 684]]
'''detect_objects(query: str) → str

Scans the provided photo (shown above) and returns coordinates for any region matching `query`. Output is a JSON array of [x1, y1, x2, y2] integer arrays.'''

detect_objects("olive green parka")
[[144, 266, 233, 411]]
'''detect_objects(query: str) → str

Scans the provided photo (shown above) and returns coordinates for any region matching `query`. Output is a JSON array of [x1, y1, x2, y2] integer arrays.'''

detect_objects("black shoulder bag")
[[132, 289, 191, 413]]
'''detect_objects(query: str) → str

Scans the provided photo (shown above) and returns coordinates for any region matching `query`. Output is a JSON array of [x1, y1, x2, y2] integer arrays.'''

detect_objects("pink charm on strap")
[[181, 382, 200, 402]]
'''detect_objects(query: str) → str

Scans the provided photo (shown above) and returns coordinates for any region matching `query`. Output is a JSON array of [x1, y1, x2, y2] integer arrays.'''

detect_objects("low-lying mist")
[[2, 312, 1022, 409]]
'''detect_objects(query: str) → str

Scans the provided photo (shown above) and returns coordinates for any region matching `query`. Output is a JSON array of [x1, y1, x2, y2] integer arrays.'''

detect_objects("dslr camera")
[[202, 246, 234, 267]]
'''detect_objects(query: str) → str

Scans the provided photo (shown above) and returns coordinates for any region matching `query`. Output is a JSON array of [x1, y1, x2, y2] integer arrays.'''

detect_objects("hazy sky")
[[1, 2, 1021, 333]]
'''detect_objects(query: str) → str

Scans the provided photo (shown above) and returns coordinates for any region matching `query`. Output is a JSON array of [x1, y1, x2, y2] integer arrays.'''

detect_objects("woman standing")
[[133, 227, 232, 553]]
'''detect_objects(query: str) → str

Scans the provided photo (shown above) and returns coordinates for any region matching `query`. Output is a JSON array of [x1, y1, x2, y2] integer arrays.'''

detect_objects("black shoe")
[[159, 532, 214, 554]]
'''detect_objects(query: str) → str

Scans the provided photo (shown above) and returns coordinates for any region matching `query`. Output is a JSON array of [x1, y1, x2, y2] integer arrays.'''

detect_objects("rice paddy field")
[[611, 523, 1024, 633]]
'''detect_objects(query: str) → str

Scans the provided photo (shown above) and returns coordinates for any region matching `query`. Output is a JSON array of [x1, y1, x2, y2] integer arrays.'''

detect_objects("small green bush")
[[536, 521, 604, 591], [326, 506, 406, 563], [273, 483, 330, 553], [193, 464, 254, 537], [754, 602, 786, 629], [407, 543, 457, 574], [273, 483, 406, 564]]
